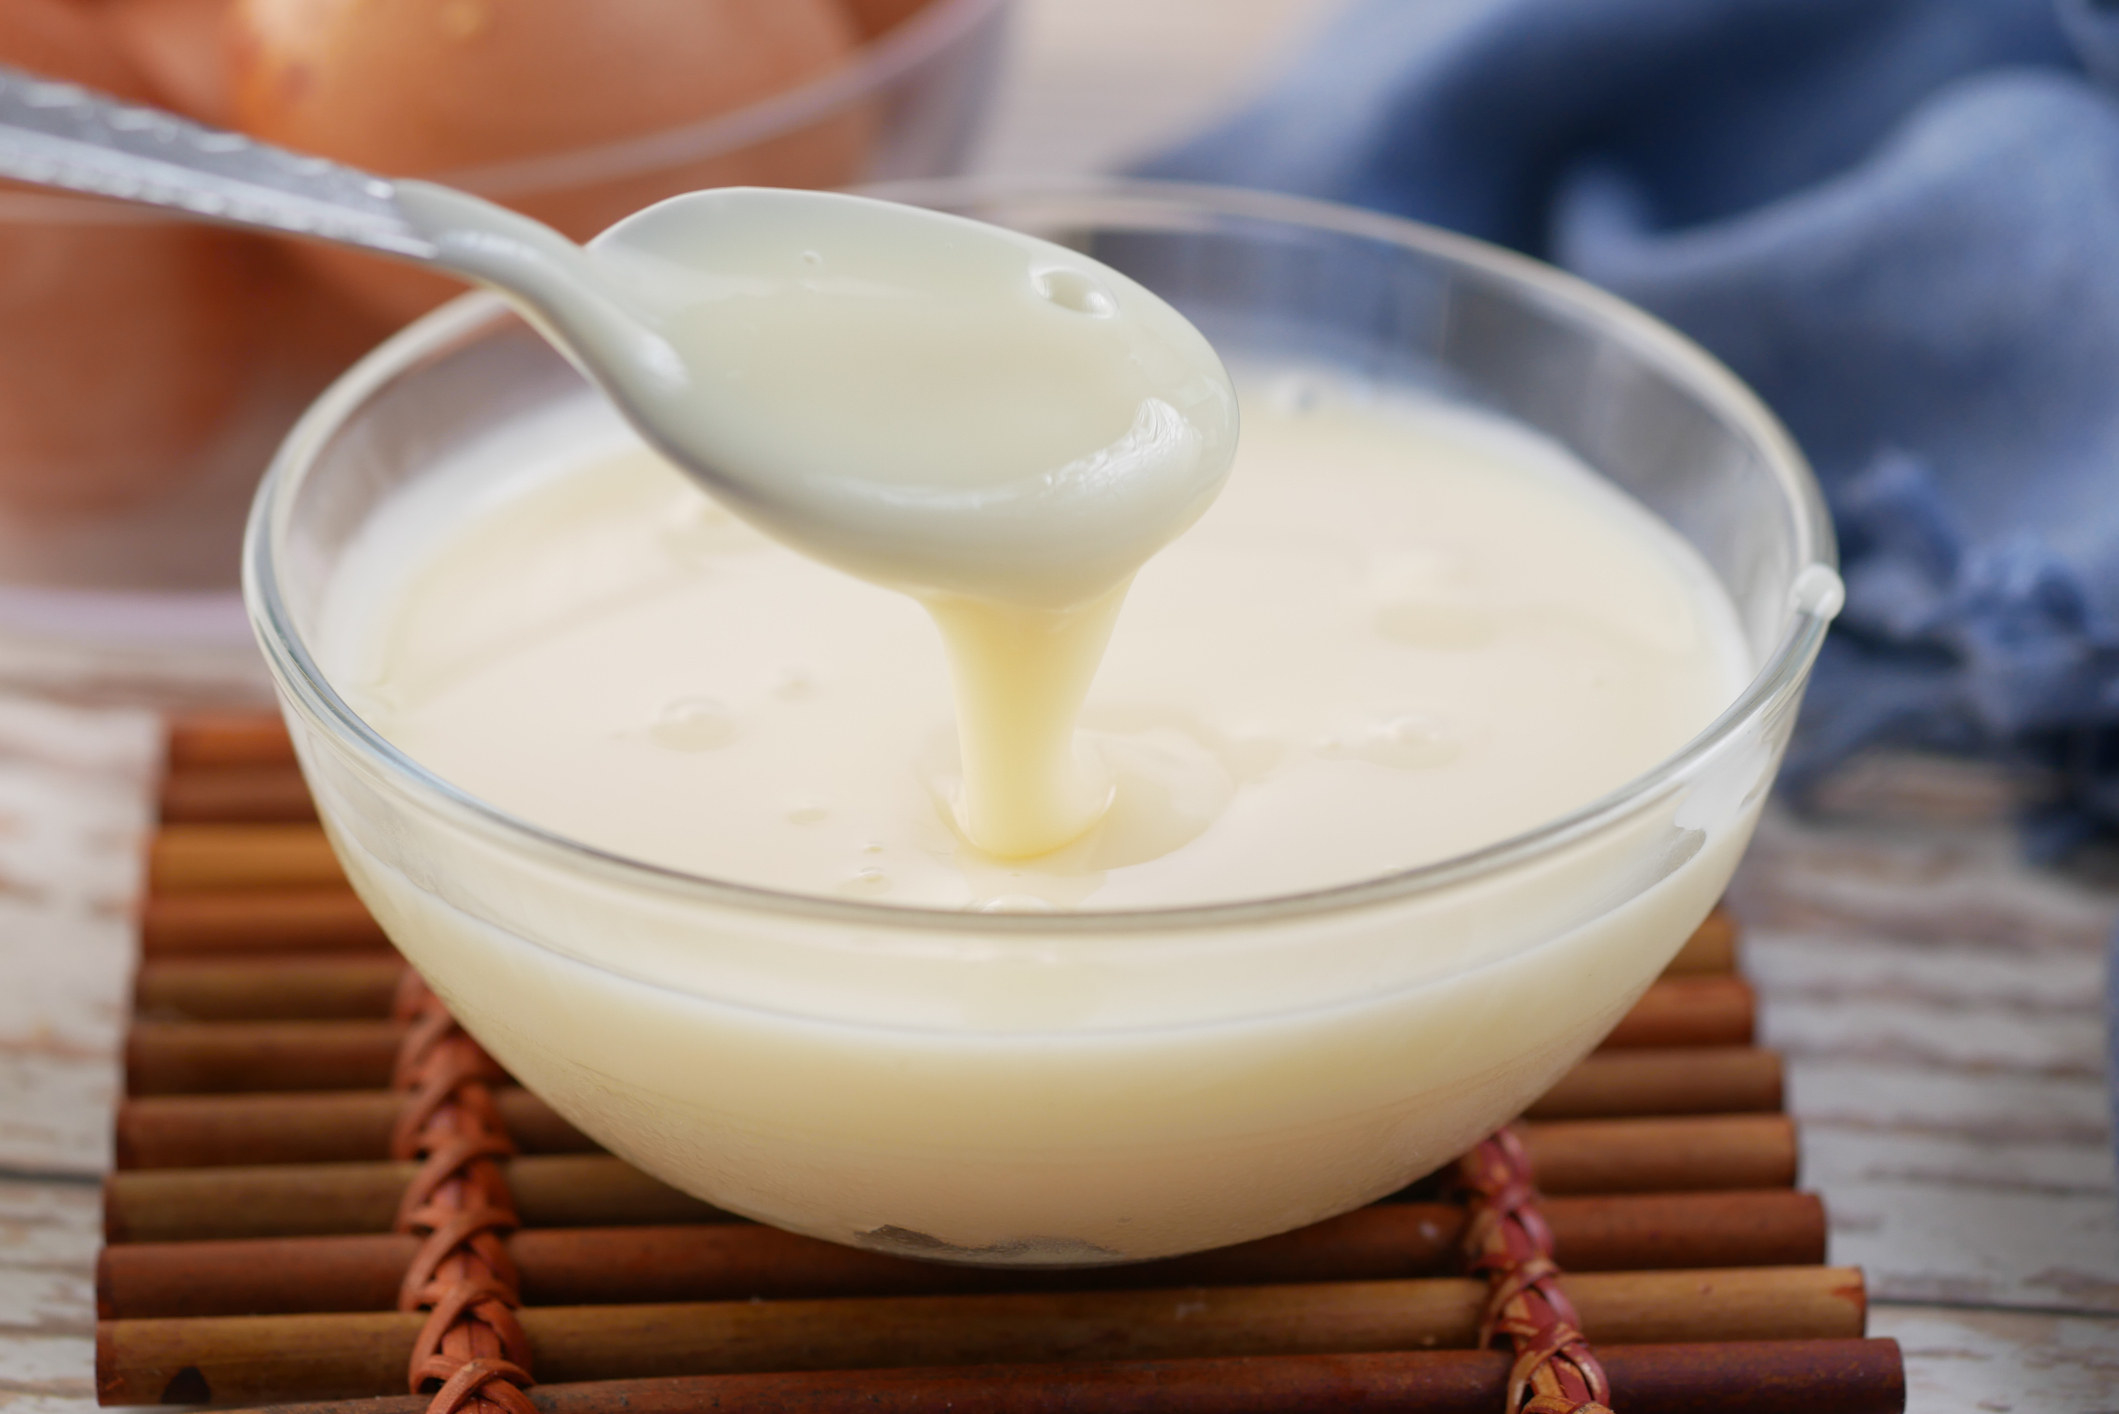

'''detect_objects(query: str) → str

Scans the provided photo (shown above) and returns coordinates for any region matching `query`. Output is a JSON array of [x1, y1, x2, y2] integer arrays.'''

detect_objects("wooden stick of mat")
[[160, 765, 319, 824], [118, 978, 1757, 1096], [104, 1153, 730, 1243], [134, 866, 1733, 972], [127, 943, 1743, 1025], [140, 890, 390, 956], [113, 1046, 1783, 1169], [96, 1189, 1827, 1319], [194, 1340, 1906, 1414], [126, 1019, 404, 1094], [134, 955, 407, 1022], [167, 714, 300, 771], [115, 1087, 595, 1169], [101, 1115, 1799, 1244], [149, 824, 348, 893], [1670, 906, 1737, 975], [96, 1265, 1867, 1407]]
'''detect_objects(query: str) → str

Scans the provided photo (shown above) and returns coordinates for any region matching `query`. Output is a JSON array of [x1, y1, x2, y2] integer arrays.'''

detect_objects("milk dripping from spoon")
[[0, 68, 1240, 856]]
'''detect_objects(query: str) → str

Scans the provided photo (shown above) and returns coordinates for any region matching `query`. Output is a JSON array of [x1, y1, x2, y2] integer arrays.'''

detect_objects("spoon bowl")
[[395, 180, 1239, 608]]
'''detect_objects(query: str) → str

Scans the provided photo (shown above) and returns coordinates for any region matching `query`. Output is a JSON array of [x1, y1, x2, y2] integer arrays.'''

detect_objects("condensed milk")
[[321, 373, 1746, 911], [255, 186, 1831, 1263]]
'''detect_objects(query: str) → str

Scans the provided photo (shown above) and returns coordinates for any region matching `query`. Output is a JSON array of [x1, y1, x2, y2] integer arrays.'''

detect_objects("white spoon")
[[0, 67, 1238, 609]]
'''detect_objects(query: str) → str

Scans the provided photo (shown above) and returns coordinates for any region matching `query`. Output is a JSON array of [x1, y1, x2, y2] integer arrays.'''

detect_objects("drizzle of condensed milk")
[[322, 373, 1749, 911], [391, 185, 1240, 857]]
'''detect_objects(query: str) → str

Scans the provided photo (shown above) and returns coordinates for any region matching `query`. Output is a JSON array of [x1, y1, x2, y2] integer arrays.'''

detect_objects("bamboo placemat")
[[95, 714, 1907, 1413]]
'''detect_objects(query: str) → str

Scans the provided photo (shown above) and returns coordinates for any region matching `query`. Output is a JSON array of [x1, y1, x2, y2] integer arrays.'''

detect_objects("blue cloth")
[[1150, 0, 2119, 849], [1149, 0, 2119, 1184]]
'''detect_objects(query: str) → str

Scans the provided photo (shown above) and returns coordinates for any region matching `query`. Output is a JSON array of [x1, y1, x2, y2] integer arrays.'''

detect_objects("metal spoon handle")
[[0, 65, 439, 260]]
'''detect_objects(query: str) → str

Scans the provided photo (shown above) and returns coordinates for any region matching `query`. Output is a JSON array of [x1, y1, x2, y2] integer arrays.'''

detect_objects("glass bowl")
[[245, 177, 1840, 1266], [0, 0, 1009, 702]]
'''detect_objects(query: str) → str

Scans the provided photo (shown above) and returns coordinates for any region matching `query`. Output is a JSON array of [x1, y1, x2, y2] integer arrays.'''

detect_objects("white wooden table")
[[3, 2, 2116, 1410], [1733, 759, 2119, 1410]]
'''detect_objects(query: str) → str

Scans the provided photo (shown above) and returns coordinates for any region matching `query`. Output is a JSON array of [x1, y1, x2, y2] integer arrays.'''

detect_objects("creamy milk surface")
[[320, 371, 1750, 912]]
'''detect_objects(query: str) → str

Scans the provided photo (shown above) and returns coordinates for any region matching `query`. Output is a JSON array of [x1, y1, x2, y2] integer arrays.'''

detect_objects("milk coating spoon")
[[0, 66, 1239, 611]]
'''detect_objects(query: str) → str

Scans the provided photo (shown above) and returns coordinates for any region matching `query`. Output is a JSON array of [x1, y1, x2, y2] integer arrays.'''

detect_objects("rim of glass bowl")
[[245, 175, 1841, 940], [0, 0, 1006, 225]]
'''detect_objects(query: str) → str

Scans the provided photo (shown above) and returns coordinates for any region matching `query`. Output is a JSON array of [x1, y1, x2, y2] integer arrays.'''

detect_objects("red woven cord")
[[1458, 1127, 1614, 1414], [390, 972, 532, 1414]]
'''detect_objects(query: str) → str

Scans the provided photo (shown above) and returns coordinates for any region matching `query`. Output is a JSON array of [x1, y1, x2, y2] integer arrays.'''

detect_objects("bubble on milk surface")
[[1319, 712, 1463, 770], [1033, 267, 1117, 318], [837, 867, 891, 896], [648, 696, 739, 751]]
